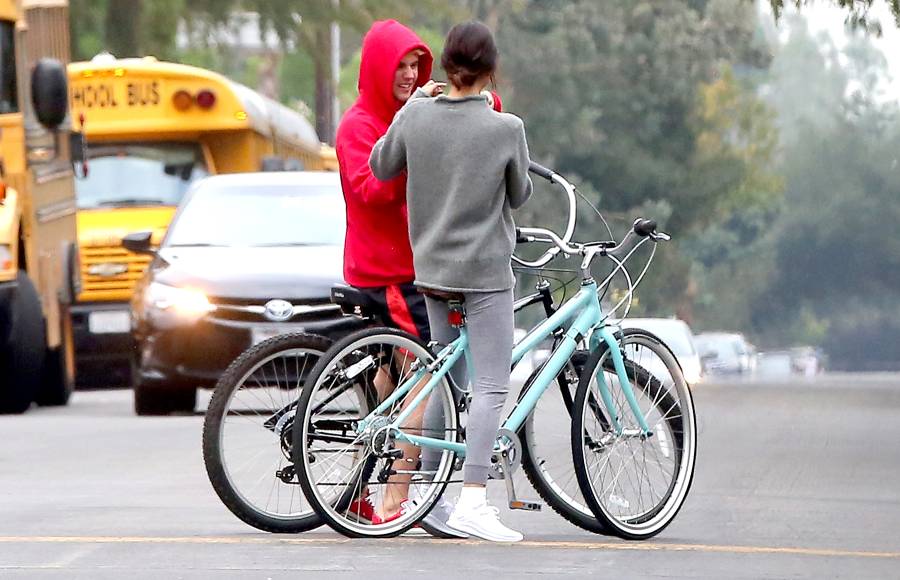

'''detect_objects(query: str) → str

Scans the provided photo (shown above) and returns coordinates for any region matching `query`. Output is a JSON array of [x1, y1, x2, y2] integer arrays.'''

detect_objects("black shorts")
[[355, 282, 431, 342]]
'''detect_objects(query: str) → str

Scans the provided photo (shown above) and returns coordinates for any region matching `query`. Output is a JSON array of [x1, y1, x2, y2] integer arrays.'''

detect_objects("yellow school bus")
[[67, 56, 334, 386], [0, 0, 77, 413]]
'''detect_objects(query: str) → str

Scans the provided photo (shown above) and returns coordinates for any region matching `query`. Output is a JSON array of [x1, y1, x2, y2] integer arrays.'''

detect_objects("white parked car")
[[694, 332, 757, 376], [616, 318, 703, 385]]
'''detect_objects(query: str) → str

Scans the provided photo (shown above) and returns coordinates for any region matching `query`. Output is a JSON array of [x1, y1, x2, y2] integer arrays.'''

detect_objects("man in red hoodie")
[[337, 19, 494, 538], [336, 20, 434, 340], [335, 19, 447, 534]]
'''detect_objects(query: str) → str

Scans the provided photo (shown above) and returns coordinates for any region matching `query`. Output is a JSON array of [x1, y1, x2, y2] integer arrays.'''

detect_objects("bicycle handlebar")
[[528, 161, 556, 182], [514, 162, 578, 268], [517, 217, 669, 269]]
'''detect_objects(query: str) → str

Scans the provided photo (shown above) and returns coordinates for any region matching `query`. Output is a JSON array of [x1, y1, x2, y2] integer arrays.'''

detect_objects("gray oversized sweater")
[[369, 92, 533, 292]]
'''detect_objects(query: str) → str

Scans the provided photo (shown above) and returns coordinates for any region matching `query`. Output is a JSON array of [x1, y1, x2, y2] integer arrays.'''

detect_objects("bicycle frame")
[[358, 279, 653, 458]]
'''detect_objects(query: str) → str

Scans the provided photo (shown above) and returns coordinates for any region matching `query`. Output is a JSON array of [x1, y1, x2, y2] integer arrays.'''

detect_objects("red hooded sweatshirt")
[[336, 20, 433, 288]]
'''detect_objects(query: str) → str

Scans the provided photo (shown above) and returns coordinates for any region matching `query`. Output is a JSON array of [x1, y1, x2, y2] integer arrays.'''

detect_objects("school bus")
[[67, 56, 335, 387], [0, 0, 77, 413]]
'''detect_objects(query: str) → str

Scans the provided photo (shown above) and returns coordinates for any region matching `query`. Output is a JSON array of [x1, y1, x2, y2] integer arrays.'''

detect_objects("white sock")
[[456, 486, 487, 509]]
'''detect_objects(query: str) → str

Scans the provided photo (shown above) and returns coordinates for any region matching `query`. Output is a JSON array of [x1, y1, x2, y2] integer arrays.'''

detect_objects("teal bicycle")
[[293, 164, 697, 539]]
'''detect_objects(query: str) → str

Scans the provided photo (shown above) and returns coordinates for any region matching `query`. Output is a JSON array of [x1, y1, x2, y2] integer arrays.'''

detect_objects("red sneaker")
[[346, 494, 378, 524]]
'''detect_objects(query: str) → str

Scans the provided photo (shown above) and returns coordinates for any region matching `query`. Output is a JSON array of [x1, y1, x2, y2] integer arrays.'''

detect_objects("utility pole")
[[330, 0, 340, 142]]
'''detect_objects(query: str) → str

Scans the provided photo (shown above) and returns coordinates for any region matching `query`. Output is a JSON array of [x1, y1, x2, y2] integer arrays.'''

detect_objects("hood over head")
[[358, 20, 433, 123]]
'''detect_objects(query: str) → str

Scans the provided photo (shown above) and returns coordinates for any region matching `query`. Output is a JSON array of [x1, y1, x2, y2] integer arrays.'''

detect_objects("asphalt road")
[[1, 374, 899, 579]]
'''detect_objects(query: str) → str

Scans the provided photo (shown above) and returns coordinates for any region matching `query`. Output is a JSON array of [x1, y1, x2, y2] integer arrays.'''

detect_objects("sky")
[[764, 1, 900, 95]]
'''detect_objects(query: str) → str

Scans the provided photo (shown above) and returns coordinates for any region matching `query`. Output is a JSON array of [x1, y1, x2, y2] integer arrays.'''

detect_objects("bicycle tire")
[[517, 350, 610, 534], [294, 327, 460, 538], [571, 328, 697, 540], [203, 332, 330, 533]]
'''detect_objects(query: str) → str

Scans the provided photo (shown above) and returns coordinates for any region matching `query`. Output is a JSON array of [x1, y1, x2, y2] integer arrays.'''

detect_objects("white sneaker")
[[446, 502, 524, 543], [410, 484, 469, 539]]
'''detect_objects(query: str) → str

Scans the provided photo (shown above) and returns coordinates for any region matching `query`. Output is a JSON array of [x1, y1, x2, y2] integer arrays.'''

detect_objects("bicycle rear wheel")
[[202, 332, 330, 533], [517, 351, 609, 534], [571, 328, 697, 540], [294, 327, 460, 538]]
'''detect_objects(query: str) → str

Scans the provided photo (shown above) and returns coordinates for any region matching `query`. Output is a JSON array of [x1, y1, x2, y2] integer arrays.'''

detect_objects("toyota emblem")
[[264, 299, 293, 322]]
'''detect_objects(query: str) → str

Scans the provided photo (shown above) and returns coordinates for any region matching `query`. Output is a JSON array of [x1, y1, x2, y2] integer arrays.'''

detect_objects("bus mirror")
[[70, 131, 88, 179], [70, 132, 85, 163], [122, 231, 156, 256], [31, 59, 69, 130]]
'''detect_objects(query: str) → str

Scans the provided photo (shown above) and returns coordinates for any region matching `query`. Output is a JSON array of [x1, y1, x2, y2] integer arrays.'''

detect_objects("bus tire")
[[0, 272, 46, 414], [35, 345, 73, 406]]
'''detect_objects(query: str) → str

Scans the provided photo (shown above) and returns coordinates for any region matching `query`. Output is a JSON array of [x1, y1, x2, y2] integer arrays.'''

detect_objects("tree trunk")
[[105, 0, 142, 57], [314, 25, 334, 145]]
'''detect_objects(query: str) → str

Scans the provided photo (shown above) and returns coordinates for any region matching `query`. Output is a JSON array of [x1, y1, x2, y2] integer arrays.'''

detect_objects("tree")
[[494, 0, 783, 322]]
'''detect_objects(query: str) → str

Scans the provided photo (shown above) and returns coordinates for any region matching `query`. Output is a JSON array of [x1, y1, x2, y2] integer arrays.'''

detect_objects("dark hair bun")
[[441, 21, 498, 88]]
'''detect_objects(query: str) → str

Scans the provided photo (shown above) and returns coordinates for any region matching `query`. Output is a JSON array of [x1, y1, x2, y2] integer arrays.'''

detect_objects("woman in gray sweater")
[[369, 21, 533, 542]]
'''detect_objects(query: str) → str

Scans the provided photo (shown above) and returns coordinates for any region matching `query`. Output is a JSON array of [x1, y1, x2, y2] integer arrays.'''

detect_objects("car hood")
[[153, 245, 345, 300]]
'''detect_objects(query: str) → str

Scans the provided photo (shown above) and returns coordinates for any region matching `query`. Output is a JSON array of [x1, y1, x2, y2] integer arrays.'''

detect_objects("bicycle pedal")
[[509, 500, 542, 512]]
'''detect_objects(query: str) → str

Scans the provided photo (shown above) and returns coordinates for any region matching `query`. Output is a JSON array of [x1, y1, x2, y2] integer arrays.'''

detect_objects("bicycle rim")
[[203, 333, 327, 532], [572, 329, 697, 539], [296, 328, 459, 538]]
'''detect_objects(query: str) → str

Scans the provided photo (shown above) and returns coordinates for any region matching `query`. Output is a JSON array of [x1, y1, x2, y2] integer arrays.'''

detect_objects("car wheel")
[[134, 377, 196, 416]]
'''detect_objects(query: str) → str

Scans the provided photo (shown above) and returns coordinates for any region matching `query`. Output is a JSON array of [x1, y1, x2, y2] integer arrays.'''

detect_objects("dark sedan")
[[125, 172, 361, 415]]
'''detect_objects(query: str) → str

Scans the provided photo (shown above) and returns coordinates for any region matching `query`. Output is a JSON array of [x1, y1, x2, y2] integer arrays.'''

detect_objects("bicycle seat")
[[331, 284, 378, 315], [417, 288, 465, 303]]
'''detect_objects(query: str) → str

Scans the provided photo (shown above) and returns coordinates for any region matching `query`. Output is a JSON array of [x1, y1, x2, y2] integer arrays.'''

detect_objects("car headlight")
[[145, 282, 214, 318]]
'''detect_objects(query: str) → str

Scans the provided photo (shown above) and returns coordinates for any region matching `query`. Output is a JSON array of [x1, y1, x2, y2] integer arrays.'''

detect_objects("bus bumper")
[[71, 302, 134, 388]]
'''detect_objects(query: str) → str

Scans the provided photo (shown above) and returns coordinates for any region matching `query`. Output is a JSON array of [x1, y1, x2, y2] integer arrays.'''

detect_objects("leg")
[[446, 289, 523, 542], [460, 289, 514, 485]]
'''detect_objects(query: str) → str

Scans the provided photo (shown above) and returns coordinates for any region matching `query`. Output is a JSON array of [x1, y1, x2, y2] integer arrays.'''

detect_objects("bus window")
[[74, 142, 209, 209], [0, 21, 17, 114]]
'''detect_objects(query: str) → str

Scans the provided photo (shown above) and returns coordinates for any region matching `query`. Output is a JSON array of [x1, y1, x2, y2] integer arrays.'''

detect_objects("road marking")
[[0, 536, 898, 560]]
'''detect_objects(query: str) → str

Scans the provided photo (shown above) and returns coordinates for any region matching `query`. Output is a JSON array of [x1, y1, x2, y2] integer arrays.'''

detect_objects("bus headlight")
[[145, 282, 214, 319]]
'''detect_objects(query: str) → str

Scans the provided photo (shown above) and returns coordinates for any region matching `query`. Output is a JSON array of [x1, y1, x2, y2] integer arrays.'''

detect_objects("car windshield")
[[165, 182, 345, 247], [74, 142, 209, 209]]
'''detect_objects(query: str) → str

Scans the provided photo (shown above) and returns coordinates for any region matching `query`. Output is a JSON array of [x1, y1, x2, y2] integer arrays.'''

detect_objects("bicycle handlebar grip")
[[633, 218, 657, 237], [528, 161, 555, 182]]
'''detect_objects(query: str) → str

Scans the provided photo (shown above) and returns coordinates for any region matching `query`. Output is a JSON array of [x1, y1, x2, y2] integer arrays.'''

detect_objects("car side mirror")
[[122, 231, 156, 255], [31, 58, 68, 130]]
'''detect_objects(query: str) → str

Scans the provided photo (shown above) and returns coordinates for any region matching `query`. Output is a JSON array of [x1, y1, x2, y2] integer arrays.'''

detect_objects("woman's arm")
[[506, 119, 534, 210], [369, 110, 409, 182]]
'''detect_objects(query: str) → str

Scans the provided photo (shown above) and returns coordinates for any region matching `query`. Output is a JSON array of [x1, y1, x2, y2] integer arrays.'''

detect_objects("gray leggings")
[[420, 289, 514, 484]]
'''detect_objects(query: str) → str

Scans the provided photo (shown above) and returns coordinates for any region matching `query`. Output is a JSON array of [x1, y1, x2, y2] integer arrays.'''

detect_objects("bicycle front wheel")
[[571, 328, 697, 540], [294, 327, 460, 538], [202, 332, 330, 533]]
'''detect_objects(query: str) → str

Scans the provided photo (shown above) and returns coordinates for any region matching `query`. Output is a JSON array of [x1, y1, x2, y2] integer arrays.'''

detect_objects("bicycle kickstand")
[[501, 451, 542, 512]]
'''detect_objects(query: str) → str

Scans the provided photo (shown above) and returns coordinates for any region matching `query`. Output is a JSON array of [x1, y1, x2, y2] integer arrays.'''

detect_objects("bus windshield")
[[74, 142, 209, 209]]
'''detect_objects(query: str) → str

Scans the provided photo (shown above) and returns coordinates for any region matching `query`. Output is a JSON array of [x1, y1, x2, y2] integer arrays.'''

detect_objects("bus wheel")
[[35, 301, 74, 407], [0, 272, 46, 414], [35, 345, 73, 406]]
